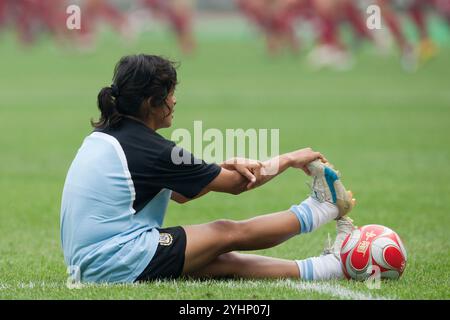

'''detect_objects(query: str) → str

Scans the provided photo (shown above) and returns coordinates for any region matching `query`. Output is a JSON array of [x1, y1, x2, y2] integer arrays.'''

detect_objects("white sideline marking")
[[285, 280, 392, 300], [0, 280, 394, 300], [182, 280, 393, 300]]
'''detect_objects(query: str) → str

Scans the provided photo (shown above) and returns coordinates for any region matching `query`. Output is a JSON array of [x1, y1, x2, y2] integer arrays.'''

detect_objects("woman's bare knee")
[[182, 220, 243, 275], [209, 219, 242, 252]]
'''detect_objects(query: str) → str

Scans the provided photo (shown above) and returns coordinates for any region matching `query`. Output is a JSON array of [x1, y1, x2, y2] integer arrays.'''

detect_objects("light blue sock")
[[296, 258, 315, 281], [290, 197, 338, 234], [296, 255, 343, 281]]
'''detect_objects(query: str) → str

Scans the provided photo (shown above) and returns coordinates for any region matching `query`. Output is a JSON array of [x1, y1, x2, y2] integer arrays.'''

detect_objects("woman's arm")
[[171, 167, 249, 203], [246, 147, 327, 189], [171, 147, 326, 203]]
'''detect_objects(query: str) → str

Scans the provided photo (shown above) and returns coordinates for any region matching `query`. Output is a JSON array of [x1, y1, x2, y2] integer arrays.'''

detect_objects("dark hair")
[[92, 54, 178, 129]]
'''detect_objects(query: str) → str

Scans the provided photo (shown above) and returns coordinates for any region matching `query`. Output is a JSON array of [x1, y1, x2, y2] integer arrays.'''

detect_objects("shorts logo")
[[159, 233, 173, 246]]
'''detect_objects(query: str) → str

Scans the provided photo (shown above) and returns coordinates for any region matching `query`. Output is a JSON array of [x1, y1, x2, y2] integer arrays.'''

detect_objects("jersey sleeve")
[[153, 144, 222, 199]]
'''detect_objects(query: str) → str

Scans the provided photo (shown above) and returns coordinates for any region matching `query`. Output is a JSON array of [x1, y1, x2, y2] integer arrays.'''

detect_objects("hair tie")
[[111, 84, 120, 98]]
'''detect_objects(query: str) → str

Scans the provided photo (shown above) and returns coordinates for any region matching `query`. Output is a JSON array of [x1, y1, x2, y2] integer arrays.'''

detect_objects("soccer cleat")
[[323, 217, 356, 259], [400, 45, 419, 73], [418, 39, 439, 64], [307, 45, 354, 71], [306, 160, 355, 218]]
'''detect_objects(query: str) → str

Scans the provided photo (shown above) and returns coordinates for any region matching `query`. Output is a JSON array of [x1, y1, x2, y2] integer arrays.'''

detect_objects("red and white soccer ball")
[[340, 224, 407, 281]]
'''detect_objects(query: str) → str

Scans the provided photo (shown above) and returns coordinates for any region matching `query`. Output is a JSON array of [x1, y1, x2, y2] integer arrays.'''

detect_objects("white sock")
[[295, 254, 344, 281], [290, 197, 339, 233]]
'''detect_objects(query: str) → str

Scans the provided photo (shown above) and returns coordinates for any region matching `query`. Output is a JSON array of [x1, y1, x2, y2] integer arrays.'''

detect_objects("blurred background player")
[[3, 0, 66, 45], [0, 0, 447, 70], [0, 0, 6, 29], [235, 0, 372, 68], [409, 0, 440, 64], [235, 0, 273, 53], [306, 0, 353, 70], [306, 0, 372, 70], [377, 0, 440, 70], [142, 0, 196, 54], [77, 0, 130, 50], [263, 0, 304, 55], [434, 0, 450, 24], [236, 0, 305, 56]]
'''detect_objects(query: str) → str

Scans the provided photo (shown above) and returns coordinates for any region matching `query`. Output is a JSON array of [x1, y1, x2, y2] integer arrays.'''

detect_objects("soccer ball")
[[340, 224, 407, 281]]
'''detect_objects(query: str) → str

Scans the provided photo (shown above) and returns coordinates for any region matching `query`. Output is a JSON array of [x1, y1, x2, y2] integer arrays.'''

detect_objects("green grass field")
[[0, 24, 450, 299]]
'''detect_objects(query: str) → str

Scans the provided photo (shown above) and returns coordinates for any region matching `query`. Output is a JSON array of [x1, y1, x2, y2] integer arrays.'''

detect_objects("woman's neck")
[[123, 115, 158, 131]]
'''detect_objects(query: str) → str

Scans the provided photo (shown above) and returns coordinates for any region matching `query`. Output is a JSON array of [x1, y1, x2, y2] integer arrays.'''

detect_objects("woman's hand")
[[286, 147, 327, 175], [219, 148, 327, 193], [221, 157, 263, 189]]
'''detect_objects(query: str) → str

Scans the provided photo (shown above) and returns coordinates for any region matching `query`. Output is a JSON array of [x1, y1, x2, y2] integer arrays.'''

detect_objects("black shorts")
[[135, 226, 187, 282]]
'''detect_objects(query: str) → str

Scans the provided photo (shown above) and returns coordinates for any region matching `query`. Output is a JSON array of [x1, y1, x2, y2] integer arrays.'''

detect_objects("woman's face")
[[152, 90, 176, 130], [163, 90, 176, 128]]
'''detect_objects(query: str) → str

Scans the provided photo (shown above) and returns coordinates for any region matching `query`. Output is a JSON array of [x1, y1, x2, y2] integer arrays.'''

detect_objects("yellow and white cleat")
[[306, 160, 356, 218], [419, 39, 439, 64], [323, 217, 357, 259]]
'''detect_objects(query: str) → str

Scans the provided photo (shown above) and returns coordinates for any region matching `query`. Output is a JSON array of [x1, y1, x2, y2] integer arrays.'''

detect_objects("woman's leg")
[[181, 196, 340, 274], [182, 210, 300, 274], [184, 217, 356, 281], [186, 252, 300, 279]]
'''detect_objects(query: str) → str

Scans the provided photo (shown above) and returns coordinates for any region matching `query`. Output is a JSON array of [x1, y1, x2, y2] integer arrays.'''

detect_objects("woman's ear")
[[146, 97, 157, 115], [139, 97, 154, 120]]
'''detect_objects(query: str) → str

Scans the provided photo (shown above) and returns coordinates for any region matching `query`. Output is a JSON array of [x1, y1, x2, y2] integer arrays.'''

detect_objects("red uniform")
[[142, 0, 195, 54], [81, 0, 126, 37], [0, 0, 6, 27], [1, 0, 67, 44], [236, 0, 271, 32], [433, 0, 450, 23], [342, 0, 373, 42], [237, 0, 310, 54]]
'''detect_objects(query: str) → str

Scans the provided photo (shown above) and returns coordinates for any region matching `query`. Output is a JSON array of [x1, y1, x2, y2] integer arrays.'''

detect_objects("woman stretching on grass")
[[60, 54, 356, 283]]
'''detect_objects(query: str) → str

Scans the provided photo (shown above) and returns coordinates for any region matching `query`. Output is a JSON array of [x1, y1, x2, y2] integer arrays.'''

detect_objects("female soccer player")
[[60, 54, 355, 284]]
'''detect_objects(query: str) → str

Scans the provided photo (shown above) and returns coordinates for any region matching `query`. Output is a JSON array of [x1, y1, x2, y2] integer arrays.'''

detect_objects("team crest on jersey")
[[159, 233, 173, 246]]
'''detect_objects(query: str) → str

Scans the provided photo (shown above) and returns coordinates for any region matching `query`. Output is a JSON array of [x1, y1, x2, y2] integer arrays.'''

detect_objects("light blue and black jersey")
[[60, 118, 221, 283]]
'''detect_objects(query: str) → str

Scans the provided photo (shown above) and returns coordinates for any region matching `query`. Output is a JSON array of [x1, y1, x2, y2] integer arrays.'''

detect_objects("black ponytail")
[[91, 86, 123, 129], [91, 54, 178, 129]]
